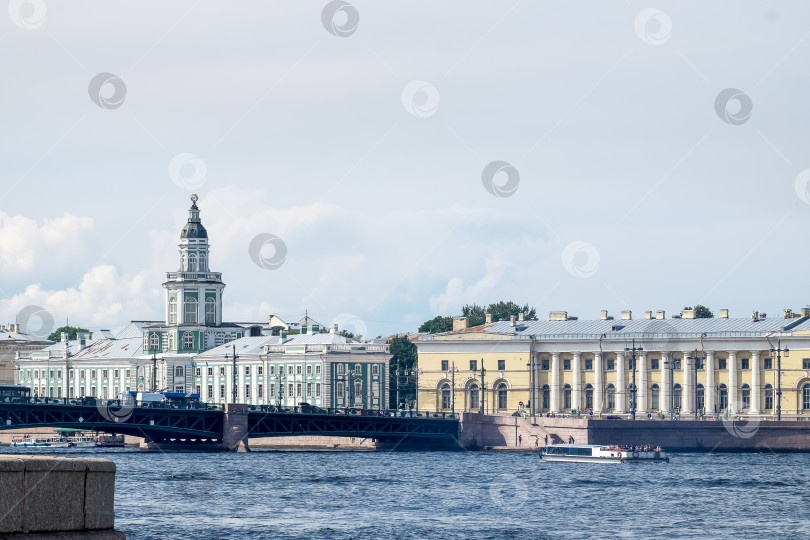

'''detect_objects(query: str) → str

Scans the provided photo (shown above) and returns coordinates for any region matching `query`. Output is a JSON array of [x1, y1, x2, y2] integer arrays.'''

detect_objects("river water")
[[3, 447, 810, 539]]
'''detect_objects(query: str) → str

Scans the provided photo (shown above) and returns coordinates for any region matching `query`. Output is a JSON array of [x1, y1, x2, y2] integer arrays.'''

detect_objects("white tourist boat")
[[542, 444, 669, 464], [11, 436, 71, 448]]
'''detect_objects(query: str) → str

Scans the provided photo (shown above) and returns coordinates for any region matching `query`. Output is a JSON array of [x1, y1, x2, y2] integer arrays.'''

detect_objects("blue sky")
[[2, 1, 810, 339]]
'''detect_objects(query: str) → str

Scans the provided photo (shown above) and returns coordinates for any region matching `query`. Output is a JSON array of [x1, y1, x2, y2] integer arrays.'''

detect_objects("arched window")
[[718, 384, 728, 410], [183, 332, 194, 350], [169, 297, 177, 324], [189, 253, 197, 272], [584, 384, 593, 410], [184, 297, 198, 324], [673, 384, 682, 410], [205, 298, 216, 325], [497, 383, 508, 410], [199, 253, 206, 272], [149, 333, 159, 351], [440, 383, 451, 409], [168, 333, 174, 350], [469, 384, 479, 410], [696, 384, 704, 410], [563, 384, 572, 410], [354, 381, 362, 400], [542, 385, 550, 410], [764, 384, 773, 410], [175, 366, 184, 377], [651, 384, 660, 410], [741, 384, 751, 410], [803, 383, 810, 410], [137, 367, 144, 378], [607, 384, 616, 410]]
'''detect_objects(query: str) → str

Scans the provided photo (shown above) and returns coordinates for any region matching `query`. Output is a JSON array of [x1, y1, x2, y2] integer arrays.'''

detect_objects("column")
[[594, 352, 603, 413], [617, 352, 626, 412], [178, 287, 185, 324], [198, 286, 205, 325], [681, 352, 692, 415], [661, 353, 670, 415], [572, 352, 581, 411], [706, 351, 715, 415], [550, 353, 560, 412], [164, 289, 170, 325], [638, 352, 648, 414], [751, 351, 761, 414], [728, 351, 738, 414]]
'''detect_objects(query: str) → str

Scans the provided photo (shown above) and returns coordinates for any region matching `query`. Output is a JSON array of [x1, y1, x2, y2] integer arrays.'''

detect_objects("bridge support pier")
[[222, 403, 250, 452]]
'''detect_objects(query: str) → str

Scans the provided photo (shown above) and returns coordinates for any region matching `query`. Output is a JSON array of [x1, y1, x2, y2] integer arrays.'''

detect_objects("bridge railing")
[[244, 404, 458, 419], [0, 396, 225, 412]]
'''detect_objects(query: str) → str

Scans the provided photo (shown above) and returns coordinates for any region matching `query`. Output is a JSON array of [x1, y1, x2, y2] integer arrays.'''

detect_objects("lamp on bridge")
[[625, 340, 643, 421]]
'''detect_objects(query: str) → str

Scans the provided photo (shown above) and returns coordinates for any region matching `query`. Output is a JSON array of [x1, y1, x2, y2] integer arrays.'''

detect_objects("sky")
[[2, 1, 810, 340]]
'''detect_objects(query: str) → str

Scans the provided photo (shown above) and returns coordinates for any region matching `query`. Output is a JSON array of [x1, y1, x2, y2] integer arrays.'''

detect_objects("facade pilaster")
[[661, 353, 669, 415], [729, 351, 738, 414], [706, 351, 715, 415], [751, 351, 761, 414], [573, 352, 581, 411], [681, 352, 692, 415], [550, 352, 560, 412], [594, 352, 603, 413], [638, 352, 648, 413], [617, 352, 626, 412]]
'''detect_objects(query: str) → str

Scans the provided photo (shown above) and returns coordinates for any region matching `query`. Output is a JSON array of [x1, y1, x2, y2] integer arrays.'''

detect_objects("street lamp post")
[[479, 358, 486, 415], [625, 340, 643, 420], [451, 362, 457, 415], [224, 345, 239, 403], [664, 353, 680, 419], [686, 349, 705, 420], [767, 337, 789, 421]]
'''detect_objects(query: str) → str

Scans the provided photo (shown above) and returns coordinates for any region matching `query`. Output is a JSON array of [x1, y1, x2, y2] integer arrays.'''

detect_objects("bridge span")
[[0, 401, 460, 450]]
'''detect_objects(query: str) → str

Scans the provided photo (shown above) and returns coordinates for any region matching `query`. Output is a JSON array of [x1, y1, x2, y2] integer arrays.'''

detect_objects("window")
[[150, 334, 159, 350], [470, 360, 477, 372], [205, 298, 216, 325], [219, 367, 225, 377], [184, 297, 198, 324], [696, 385, 704, 410], [563, 359, 571, 371], [441, 384, 451, 409], [297, 383, 303, 397], [114, 369, 119, 378], [175, 366, 184, 377], [804, 359, 810, 370], [294, 365, 301, 375], [258, 384, 263, 398], [168, 333, 174, 350], [207, 384, 212, 399], [199, 253, 206, 272], [245, 384, 250, 401], [718, 385, 728, 410], [220, 384, 225, 399], [69, 388, 74, 398], [258, 366, 263, 376], [102, 370, 108, 379], [372, 365, 379, 376], [337, 382, 344, 398], [497, 360, 505, 371], [765, 385, 773, 410], [288, 365, 294, 376], [803, 384, 810, 410], [136, 367, 142, 378], [607, 384, 615, 410], [315, 365, 321, 375], [563, 385, 572, 409], [469, 384, 479, 410], [306, 383, 312, 397], [585, 385, 593, 409], [189, 253, 197, 271], [497, 383, 508, 409], [175, 385, 183, 393], [269, 365, 275, 376], [169, 297, 177, 324], [125, 369, 130, 378], [316, 383, 321, 397], [245, 366, 251, 376], [288, 383, 293, 397], [541, 358, 549, 370], [195, 384, 200, 395], [741, 384, 750, 409], [57, 369, 62, 379], [183, 332, 194, 349], [195, 367, 201, 377], [585, 358, 593, 371], [673, 384, 682, 410], [270, 383, 276, 400], [651, 358, 659, 370], [651, 385, 660, 410], [607, 358, 615, 370], [337, 364, 344, 375], [764, 357, 773, 370], [91, 370, 96, 378], [741, 358, 750, 370], [718, 358, 727, 370], [91, 386, 97, 397], [542, 385, 550, 409], [441, 360, 449, 371], [354, 365, 361, 375]]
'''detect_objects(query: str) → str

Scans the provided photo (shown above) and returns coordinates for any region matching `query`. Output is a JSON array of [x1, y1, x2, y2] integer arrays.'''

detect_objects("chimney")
[[330, 323, 338, 335], [485, 313, 493, 324], [752, 311, 759, 322], [720, 309, 729, 319], [656, 310, 665, 320], [803, 308, 810, 317], [682, 309, 695, 319], [452, 317, 468, 332], [621, 310, 632, 320], [518, 312, 524, 322], [600, 310, 608, 321], [77, 332, 90, 351], [14, 324, 20, 333], [784, 309, 793, 319], [549, 311, 568, 321], [61, 332, 69, 343], [509, 315, 516, 326], [644, 311, 652, 320], [280, 329, 287, 340]]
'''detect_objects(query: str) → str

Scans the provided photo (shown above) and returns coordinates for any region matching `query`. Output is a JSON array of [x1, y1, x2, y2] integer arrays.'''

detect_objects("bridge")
[[0, 400, 460, 451]]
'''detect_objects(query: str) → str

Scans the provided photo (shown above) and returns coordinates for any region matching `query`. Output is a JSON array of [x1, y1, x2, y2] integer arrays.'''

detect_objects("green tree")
[[418, 315, 453, 334], [684, 305, 714, 318], [388, 335, 418, 409], [486, 301, 536, 322], [339, 330, 363, 341], [47, 325, 90, 342], [461, 303, 487, 326]]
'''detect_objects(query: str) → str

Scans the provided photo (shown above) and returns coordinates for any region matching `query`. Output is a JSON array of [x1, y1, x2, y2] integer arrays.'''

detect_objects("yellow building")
[[416, 309, 810, 419]]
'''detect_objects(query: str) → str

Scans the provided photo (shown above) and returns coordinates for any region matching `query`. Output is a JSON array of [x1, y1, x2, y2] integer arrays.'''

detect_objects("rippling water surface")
[[4, 447, 810, 539]]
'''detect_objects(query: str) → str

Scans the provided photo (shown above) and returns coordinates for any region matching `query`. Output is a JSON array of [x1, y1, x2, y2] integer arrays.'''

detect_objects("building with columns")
[[416, 308, 810, 419]]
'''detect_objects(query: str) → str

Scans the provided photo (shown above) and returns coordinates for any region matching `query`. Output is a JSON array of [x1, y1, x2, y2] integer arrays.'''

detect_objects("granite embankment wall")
[[0, 455, 124, 538], [457, 413, 588, 450], [249, 435, 376, 449], [588, 419, 810, 450]]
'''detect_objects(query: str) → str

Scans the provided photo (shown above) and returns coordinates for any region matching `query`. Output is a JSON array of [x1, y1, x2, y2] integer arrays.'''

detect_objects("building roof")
[[197, 332, 360, 358]]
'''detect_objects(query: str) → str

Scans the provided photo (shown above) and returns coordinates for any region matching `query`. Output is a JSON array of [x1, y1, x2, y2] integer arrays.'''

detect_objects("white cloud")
[[0, 212, 93, 272], [429, 256, 508, 315]]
